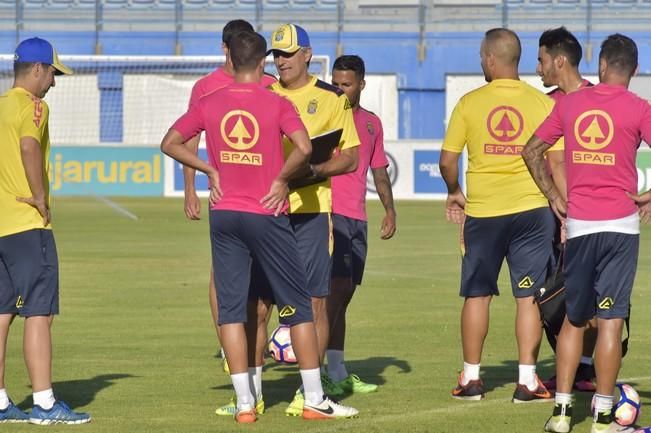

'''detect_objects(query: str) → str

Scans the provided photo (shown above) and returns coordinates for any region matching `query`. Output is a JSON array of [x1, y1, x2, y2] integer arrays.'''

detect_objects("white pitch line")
[[93, 195, 139, 221], [314, 377, 651, 432]]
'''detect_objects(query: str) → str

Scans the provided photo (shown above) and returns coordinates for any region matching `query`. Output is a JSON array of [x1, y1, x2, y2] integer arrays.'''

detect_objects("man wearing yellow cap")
[[265, 23, 360, 416], [0, 37, 90, 425]]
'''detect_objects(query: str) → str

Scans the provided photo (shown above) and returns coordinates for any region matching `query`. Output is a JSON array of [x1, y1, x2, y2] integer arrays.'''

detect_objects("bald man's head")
[[482, 28, 521, 66]]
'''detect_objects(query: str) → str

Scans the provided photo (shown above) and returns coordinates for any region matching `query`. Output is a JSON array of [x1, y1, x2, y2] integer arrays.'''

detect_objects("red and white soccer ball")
[[268, 324, 297, 364], [614, 383, 641, 426]]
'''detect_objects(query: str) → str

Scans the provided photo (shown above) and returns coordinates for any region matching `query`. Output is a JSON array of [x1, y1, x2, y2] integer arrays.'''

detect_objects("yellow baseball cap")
[[14, 37, 73, 75], [268, 24, 311, 55]]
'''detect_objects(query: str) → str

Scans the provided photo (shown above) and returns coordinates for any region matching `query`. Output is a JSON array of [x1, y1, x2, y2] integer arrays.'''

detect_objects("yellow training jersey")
[[443, 79, 563, 218], [0, 87, 51, 237], [271, 75, 360, 214]]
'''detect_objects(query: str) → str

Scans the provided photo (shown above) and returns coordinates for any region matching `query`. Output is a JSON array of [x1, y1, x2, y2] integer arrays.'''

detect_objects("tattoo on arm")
[[522, 136, 558, 201], [372, 168, 395, 213]]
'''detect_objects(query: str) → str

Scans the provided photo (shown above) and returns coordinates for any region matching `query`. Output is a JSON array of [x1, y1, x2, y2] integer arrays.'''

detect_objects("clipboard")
[[288, 128, 343, 190], [309, 128, 343, 164]]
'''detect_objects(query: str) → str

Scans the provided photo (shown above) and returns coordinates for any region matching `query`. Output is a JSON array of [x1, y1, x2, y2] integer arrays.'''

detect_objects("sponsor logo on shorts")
[[599, 297, 614, 310], [518, 276, 534, 289], [279, 305, 297, 318], [15, 296, 23, 309]]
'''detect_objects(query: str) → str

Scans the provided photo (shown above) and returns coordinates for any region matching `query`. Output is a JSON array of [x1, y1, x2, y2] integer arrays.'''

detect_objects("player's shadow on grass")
[[16, 373, 136, 410], [210, 356, 410, 411]]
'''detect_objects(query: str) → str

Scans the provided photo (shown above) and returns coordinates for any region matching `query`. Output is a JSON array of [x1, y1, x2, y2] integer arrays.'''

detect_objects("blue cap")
[[14, 37, 73, 75], [268, 24, 311, 54]]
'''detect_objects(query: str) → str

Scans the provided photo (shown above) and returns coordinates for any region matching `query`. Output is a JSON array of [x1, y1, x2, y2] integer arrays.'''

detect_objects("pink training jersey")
[[189, 68, 277, 107], [173, 82, 306, 216], [546, 78, 592, 103], [331, 107, 389, 221], [535, 83, 651, 221]]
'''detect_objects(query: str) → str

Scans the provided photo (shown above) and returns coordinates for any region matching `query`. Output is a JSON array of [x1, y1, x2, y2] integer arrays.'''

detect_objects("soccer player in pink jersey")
[[537, 26, 598, 394], [181, 20, 278, 415], [523, 33, 651, 433], [161, 31, 359, 422], [326, 55, 396, 393]]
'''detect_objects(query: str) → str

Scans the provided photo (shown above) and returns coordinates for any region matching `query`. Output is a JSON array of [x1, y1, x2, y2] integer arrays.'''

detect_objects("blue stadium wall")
[[2, 30, 651, 139]]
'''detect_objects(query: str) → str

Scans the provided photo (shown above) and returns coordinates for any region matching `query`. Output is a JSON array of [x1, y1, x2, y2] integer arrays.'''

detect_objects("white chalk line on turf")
[[93, 195, 139, 220], [314, 377, 651, 432], [313, 397, 514, 433]]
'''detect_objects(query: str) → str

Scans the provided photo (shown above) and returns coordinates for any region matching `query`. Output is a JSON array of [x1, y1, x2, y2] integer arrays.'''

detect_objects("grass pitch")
[[3, 198, 651, 432]]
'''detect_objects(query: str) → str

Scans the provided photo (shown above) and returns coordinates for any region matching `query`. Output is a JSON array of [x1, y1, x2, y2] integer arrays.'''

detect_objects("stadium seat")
[[266, 0, 289, 7], [182, 0, 210, 7], [612, 0, 637, 4], [103, 0, 129, 7], [130, 0, 156, 7], [49, 0, 76, 7], [237, 0, 257, 7], [24, 0, 48, 7], [318, 0, 338, 7], [77, 0, 97, 7]]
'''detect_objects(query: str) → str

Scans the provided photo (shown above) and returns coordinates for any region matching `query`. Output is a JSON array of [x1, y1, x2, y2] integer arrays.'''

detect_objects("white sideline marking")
[[314, 377, 651, 431], [93, 196, 139, 221]]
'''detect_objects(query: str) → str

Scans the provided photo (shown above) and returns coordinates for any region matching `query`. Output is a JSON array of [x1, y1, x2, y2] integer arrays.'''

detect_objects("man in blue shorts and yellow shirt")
[[0, 37, 90, 425], [439, 28, 563, 403], [266, 23, 360, 415]]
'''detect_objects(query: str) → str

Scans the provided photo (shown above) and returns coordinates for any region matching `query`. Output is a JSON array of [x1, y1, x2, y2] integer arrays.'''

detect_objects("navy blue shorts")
[[0, 229, 59, 317], [209, 210, 312, 326], [289, 212, 332, 298], [249, 260, 275, 303], [564, 232, 638, 323], [460, 207, 555, 298], [331, 214, 367, 285]]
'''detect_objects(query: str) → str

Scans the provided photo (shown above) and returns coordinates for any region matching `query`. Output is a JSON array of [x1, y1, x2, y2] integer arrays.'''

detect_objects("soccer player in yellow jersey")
[[439, 28, 563, 403], [266, 23, 360, 415], [0, 37, 90, 424]]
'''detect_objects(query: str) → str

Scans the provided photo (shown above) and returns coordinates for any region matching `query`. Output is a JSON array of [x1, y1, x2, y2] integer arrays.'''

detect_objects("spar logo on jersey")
[[572, 110, 615, 166], [219, 110, 262, 166], [484, 105, 524, 155]]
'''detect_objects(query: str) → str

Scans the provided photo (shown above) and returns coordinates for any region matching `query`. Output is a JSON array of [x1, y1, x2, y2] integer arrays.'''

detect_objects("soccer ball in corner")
[[614, 383, 641, 426], [268, 324, 297, 364]]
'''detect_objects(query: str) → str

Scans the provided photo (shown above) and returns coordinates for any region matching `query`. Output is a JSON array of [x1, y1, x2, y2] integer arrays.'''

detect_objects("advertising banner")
[[50, 146, 163, 196]]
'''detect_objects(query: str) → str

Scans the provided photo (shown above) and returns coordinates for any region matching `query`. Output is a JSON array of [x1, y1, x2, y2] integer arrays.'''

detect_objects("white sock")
[[33, 388, 55, 410], [230, 373, 254, 410], [0, 388, 9, 410], [326, 350, 348, 382], [580, 356, 593, 365], [593, 393, 613, 414], [300, 367, 324, 406], [462, 362, 480, 384], [518, 364, 537, 391], [248, 366, 263, 400], [555, 392, 573, 406]]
